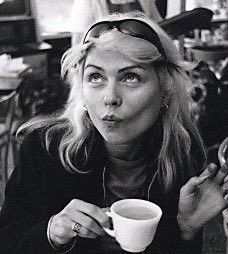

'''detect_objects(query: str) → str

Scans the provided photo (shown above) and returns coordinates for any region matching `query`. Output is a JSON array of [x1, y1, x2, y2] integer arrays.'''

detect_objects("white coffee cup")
[[103, 199, 162, 253]]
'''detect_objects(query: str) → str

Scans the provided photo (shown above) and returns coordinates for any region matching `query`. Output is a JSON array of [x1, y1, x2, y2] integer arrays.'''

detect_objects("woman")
[[0, 13, 228, 254]]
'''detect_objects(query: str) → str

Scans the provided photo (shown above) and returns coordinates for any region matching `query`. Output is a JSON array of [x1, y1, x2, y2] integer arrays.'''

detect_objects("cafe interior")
[[0, 0, 227, 253]]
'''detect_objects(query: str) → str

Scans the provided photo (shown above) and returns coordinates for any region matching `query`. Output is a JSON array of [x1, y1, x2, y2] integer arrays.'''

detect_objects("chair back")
[[159, 8, 213, 38], [0, 91, 17, 132], [0, 91, 17, 183]]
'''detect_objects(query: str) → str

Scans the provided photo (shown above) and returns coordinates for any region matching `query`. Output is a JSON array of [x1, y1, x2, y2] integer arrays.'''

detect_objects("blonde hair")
[[18, 13, 206, 190]]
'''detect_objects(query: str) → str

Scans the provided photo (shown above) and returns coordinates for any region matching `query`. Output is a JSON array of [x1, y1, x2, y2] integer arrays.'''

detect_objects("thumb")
[[180, 175, 209, 196], [101, 207, 110, 213]]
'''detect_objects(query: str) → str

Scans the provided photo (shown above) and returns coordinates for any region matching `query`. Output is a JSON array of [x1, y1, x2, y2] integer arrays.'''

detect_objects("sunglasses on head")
[[83, 19, 166, 57]]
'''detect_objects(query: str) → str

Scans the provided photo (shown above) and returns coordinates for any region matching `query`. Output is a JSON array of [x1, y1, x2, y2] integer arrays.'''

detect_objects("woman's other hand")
[[49, 199, 110, 247], [177, 162, 228, 240]]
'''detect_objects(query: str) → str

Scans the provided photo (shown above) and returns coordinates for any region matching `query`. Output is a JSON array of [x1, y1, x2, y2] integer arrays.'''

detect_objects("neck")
[[105, 137, 147, 161]]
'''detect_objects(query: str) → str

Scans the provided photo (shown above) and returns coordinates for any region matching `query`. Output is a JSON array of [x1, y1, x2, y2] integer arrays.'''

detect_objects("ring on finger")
[[72, 222, 82, 234]]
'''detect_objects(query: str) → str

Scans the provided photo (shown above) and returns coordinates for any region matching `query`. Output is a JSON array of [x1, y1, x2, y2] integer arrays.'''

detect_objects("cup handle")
[[103, 211, 115, 238]]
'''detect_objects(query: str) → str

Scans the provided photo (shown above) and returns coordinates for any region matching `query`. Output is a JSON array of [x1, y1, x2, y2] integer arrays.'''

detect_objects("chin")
[[103, 137, 128, 145], [101, 132, 124, 143], [102, 133, 140, 145]]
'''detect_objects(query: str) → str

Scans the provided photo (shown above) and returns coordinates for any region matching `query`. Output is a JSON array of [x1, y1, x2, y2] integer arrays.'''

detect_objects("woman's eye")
[[88, 73, 103, 83], [122, 73, 141, 84]]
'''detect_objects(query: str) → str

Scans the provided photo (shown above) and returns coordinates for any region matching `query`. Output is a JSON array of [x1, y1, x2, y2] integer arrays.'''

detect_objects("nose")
[[104, 84, 122, 107]]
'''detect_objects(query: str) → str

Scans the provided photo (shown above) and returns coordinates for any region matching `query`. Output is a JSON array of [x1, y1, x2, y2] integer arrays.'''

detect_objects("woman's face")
[[82, 47, 163, 145]]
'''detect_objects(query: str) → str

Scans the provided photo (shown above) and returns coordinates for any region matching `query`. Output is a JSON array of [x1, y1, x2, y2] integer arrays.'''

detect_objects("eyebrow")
[[84, 64, 146, 73], [85, 64, 104, 71], [118, 66, 146, 73]]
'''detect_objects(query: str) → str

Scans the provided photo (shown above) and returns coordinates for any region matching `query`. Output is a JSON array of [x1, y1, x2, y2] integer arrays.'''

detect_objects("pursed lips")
[[102, 115, 122, 125]]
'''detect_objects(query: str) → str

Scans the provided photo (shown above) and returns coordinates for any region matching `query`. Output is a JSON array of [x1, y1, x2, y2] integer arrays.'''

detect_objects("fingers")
[[66, 199, 110, 228], [50, 215, 77, 245], [101, 207, 110, 213], [72, 210, 105, 236], [221, 181, 228, 196], [180, 163, 220, 196], [51, 214, 99, 246], [50, 200, 111, 246], [180, 175, 209, 196], [200, 163, 218, 178], [59, 199, 111, 240], [76, 224, 99, 239], [199, 162, 228, 185], [224, 175, 228, 183], [214, 162, 228, 184]]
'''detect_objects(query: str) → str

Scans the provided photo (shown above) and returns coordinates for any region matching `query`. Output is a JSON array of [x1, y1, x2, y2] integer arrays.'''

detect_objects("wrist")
[[47, 215, 77, 252], [47, 215, 60, 250], [177, 213, 199, 240]]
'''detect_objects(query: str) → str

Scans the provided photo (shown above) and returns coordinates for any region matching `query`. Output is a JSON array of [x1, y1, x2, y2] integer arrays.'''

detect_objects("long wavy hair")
[[18, 13, 206, 191]]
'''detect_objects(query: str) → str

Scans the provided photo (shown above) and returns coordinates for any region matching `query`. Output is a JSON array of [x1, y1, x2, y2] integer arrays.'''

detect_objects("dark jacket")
[[0, 130, 202, 254]]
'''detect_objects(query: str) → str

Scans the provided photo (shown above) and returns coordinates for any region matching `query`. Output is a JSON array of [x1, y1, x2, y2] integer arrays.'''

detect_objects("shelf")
[[212, 18, 228, 24], [188, 46, 228, 62], [41, 32, 71, 40], [0, 16, 34, 23]]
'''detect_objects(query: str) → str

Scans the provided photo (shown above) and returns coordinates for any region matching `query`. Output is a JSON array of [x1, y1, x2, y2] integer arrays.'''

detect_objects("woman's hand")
[[49, 199, 110, 247], [177, 162, 228, 240]]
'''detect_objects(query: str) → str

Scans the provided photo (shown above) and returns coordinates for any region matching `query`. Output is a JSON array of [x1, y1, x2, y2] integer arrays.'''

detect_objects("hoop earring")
[[160, 103, 169, 114], [83, 105, 88, 111]]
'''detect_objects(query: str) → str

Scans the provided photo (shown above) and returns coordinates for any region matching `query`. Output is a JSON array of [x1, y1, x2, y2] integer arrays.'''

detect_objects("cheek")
[[82, 88, 101, 125], [136, 98, 161, 128], [138, 94, 162, 128], [131, 86, 163, 116], [83, 86, 99, 108]]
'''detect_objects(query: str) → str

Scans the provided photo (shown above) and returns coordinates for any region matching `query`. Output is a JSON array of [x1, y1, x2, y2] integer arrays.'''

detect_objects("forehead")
[[84, 47, 153, 72], [86, 47, 121, 63]]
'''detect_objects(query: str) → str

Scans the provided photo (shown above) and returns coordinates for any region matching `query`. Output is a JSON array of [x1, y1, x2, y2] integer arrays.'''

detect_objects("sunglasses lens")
[[120, 21, 153, 37], [84, 23, 110, 42], [120, 21, 164, 54]]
